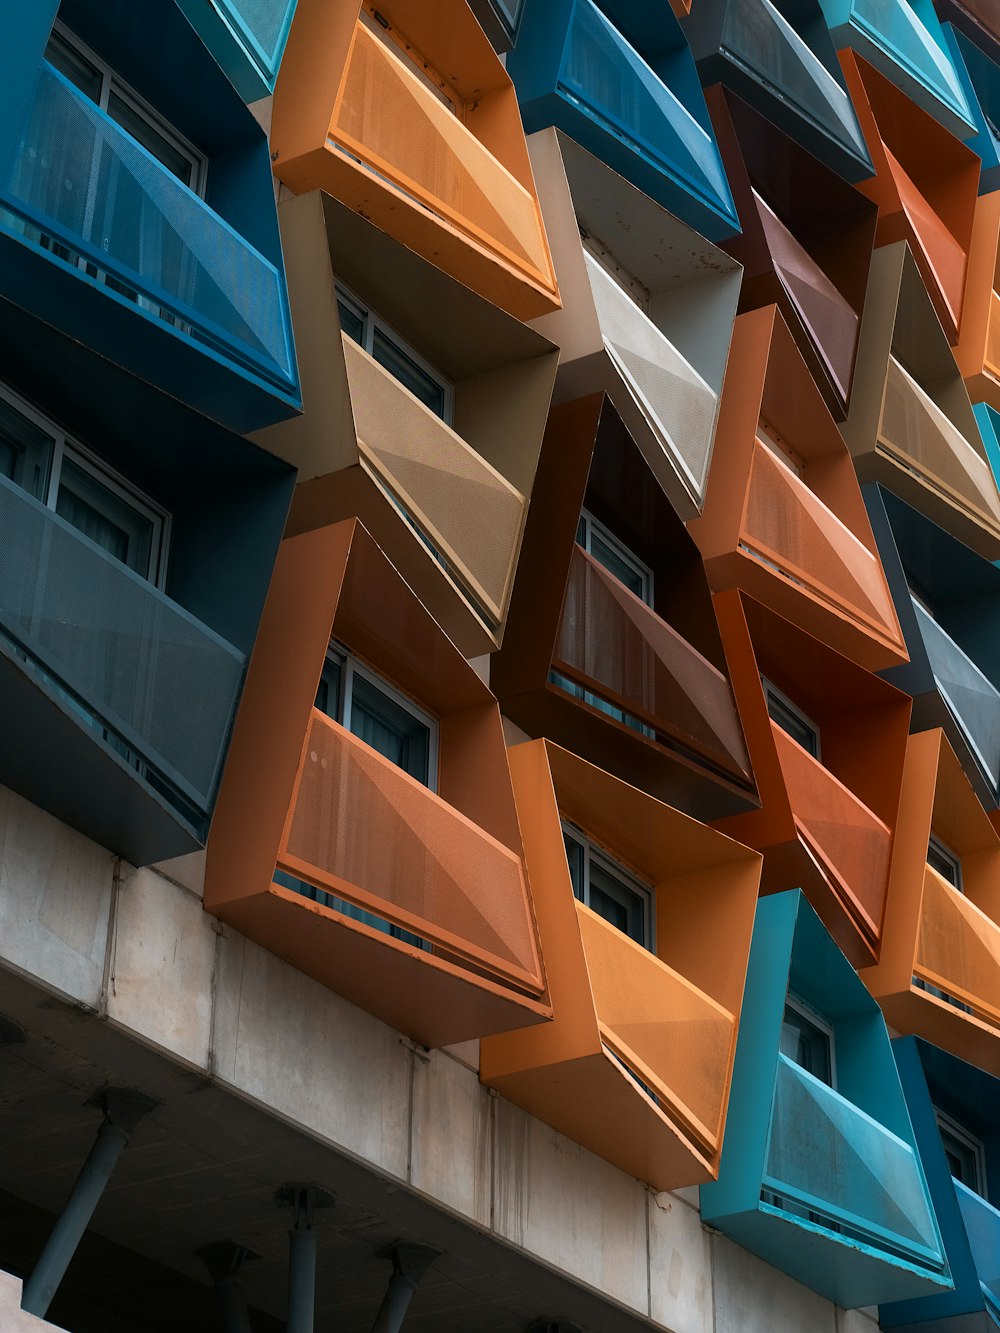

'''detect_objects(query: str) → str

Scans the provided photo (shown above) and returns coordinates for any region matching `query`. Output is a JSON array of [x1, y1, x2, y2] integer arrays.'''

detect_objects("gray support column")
[[21, 1088, 156, 1319], [369, 1242, 440, 1333], [278, 1184, 334, 1333], [198, 1241, 260, 1333]]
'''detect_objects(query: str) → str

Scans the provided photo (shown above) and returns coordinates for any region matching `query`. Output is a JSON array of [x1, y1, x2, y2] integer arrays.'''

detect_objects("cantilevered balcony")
[[956, 193, 1000, 414], [509, 0, 740, 240], [206, 519, 551, 1047], [702, 891, 952, 1308], [683, 0, 874, 181], [175, 0, 298, 101], [481, 740, 761, 1191], [941, 20, 1000, 194], [688, 306, 906, 671], [270, 0, 559, 319]]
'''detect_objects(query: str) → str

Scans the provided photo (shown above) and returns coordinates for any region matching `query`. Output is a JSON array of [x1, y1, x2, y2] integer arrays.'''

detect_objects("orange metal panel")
[[955, 191, 1000, 413]]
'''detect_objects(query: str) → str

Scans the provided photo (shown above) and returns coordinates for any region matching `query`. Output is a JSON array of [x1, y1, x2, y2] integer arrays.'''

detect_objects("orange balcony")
[[840, 49, 980, 344], [862, 728, 1000, 1075], [480, 740, 761, 1190], [269, 0, 559, 319], [841, 241, 1000, 559], [205, 518, 550, 1047], [714, 590, 911, 967], [955, 191, 1000, 413], [254, 190, 557, 657], [687, 305, 907, 672]]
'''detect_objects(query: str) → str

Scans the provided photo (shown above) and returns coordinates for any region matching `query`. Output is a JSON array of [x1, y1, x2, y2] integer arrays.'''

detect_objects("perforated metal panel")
[[554, 546, 751, 778], [577, 902, 735, 1149], [879, 358, 1000, 529], [222, 0, 293, 64], [2, 63, 293, 389], [281, 713, 544, 992], [584, 253, 719, 498], [849, 0, 968, 113], [911, 597, 1000, 790], [765, 1054, 941, 1259], [346, 338, 527, 622], [334, 25, 550, 278], [916, 866, 1000, 1024], [771, 726, 891, 934], [744, 443, 897, 636], [954, 1179, 1000, 1305], [0, 473, 244, 808]]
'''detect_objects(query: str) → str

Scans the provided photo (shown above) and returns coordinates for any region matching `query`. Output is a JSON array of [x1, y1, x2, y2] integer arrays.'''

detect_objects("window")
[[935, 1109, 987, 1196], [561, 821, 653, 950], [780, 995, 835, 1087], [763, 678, 820, 760], [927, 834, 963, 891], [336, 282, 453, 424]]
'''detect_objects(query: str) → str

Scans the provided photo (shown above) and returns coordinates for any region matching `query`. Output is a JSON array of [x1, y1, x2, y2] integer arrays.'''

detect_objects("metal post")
[[369, 1242, 440, 1333], [277, 1184, 334, 1333], [198, 1241, 259, 1333], [21, 1088, 156, 1318]]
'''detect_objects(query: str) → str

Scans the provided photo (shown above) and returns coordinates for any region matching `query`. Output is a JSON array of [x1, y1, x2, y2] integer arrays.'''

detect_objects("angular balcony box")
[[205, 519, 550, 1048], [175, 0, 298, 102], [0, 365, 295, 868], [956, 194, 1000, 414], [861, 728, 1000, 1075], [705, 85, 877, 421], [269, 0, 560, 321], [841, 242, 1000, 559], [883, 1037, 1000, 1331], [713, 589, 912, 968], [840, 52, 980, 343], [493, 394, 757, 822], [819, 0, 977, 138], [467, 0, 524, 53], [688, 305, 908, 673], [508, 0, 740, 242], [935, 0, 1000, 46], [480, 739, 761, 1191], [941, 21, 1000, 195], [867, 485, 1000, 811], [0, 0, 300, 435], [527, 129, 743, 521], [682, 0, 875, 183], [253, 190, 558, 659], [977, 403, 1000, 499], [701, 890, 952, 1308]]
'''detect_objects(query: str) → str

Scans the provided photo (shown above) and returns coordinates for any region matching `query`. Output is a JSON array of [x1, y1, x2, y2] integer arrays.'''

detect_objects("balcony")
[[688, 306, 907, 671], [702, 891, 951, 1308], [942, 22, 1000, 195], [955, 193, 1000, 414], [480, 739, 761, 1190], [0, 470, 244, 865], [509, 0, 739, 239], [206, 518, 551, 1047], [175, 0, 298, 100], [270, 0, 559, 319], [821, 0, 975, 136], [953, 1182, 1000, 1318], [682, 0, 874, 181]]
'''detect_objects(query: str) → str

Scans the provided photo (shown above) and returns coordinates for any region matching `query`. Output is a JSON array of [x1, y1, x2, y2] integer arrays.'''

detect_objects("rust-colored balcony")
[[955, 191, 1000, 414], [269, 0, 559, 319], [205, 518, 551, 1047], [842, 241, 1000, 559], [862, 728, 1000, 1075], [715, 589, 911, 967], [493, 393, 757, 821], [688, 305, 907, 671], [480, 739, 762, 1190]]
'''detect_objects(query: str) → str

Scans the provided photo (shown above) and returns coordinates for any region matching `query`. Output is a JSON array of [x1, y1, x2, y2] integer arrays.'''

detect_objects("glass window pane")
[[338, 299, 365, 345], [55, 458, 154, 577], [928, 836, 962, 889], [0, 397, 54, 501], [107, 91, 196, 188], [589, 529, 646, 600], [588, 860, 645, 946], [315, 656, 343, 719], [766, 689, 819, 757], [780, 1003, 833, 1086], [563, 830, 586, 903], [349, 672, 431, 785], [45, 29, 103, 104], [372, 328, 447, 419]]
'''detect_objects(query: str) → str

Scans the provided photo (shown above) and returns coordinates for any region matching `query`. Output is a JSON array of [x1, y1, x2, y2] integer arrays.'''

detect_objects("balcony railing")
[[577, 902, 736, 1154], [953, 1178, 1000, 1314], [764, 1054, 942, 1264], [344, 337, 527, 626], [1, 61, 296, 395], [910, 597, 1000, 794], [771, 726, 892, 941], [0, 472, 245, 814], [203, 0, 296, 89], [915, 865, 1000, 1027], [277, 711, 546, 996], [331, 24, 550, 288], [553, 545, 750, 777]]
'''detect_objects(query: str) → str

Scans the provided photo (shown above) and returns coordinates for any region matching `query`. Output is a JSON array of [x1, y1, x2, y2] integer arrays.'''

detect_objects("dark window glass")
[[372, 328, 446, 419], [780, 1002, 833, 1086], [766, 688, 819, 757]]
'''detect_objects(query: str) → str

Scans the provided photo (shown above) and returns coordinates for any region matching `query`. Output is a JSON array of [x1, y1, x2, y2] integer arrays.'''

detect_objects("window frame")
[[934, 1107, 988, 1197], [560, 819, 655, 951], [762, 676, 822, 761], [577, 507, 654, 607], [927, 833, 963, 893], [781, 992, 837, 1089]]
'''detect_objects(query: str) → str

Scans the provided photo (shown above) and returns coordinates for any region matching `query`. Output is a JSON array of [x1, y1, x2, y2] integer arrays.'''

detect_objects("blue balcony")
[[818, 0, 977, 137], [508, 0, 741, 241], [682, 0, 875, 182], [701, 891, 952, 1308], [942, 24, 1000, 194], [175, 0, 298, 101]]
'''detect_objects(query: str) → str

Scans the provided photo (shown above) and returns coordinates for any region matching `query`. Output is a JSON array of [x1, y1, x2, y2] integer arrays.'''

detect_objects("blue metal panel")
[[819, 0, 977, 137], [175, 0, 298, 102], [702, 891, 952, 1308], [508, 0, 741, 241], [943, 26, 1000, 194], [976, 405, 1000, 510]]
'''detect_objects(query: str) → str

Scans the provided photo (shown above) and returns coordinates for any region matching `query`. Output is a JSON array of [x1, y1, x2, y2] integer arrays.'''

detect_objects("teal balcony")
[[176, 0, 298, 101]]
